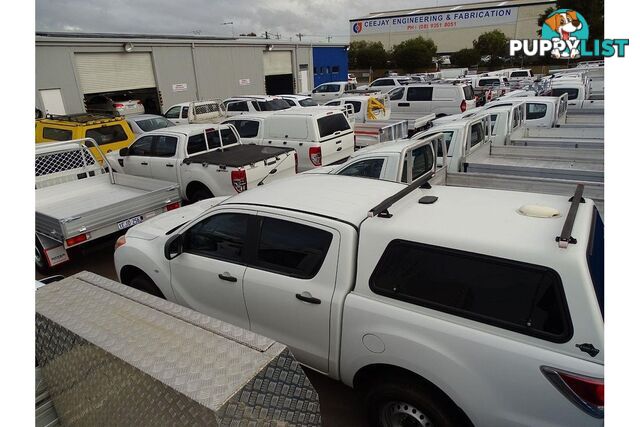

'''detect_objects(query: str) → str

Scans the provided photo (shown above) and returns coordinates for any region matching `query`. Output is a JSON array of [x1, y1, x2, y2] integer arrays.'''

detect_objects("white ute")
[[115, 173, 604, 427], [109, 124, 297, 203]]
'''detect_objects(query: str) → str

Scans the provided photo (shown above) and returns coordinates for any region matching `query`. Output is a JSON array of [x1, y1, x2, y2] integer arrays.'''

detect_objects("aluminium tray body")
[[35, 271, 321, 426]]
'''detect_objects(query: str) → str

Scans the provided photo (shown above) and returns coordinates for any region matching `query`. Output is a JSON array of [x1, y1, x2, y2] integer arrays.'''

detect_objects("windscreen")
[[258, 99, 291, 111], [137, 117, 175, 132], [317, 113, 351, 138]]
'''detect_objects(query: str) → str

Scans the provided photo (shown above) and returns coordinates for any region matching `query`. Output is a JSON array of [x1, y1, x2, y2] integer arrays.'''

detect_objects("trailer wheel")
[[129, 274, 166, 299], [35, 239, 50, 274]]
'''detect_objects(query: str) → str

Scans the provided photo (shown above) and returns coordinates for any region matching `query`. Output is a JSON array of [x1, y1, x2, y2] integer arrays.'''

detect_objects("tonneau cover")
[[185, 144, 293, 167]]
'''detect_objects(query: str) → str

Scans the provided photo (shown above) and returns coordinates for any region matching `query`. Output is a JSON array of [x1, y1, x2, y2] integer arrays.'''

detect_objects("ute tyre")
[[129, 274, 165, 299], [364, 379, 461, 427], [190, 188, 214, 203]]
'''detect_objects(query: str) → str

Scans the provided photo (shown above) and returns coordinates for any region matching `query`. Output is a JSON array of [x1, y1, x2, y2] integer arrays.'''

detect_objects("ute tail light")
[[541, 366, 604, 418], [165, 201, 181, 211], [294, 152, 299, 173], [460, 100, 467, 113], [66, 233, 90, 247], [309, 146, 322, 167], [114, 103, 125, 109], [231, 169, 248, 193]]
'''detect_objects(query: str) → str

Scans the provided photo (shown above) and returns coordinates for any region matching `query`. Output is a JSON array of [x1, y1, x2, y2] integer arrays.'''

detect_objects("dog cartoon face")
[[545, 11, 582, 40]]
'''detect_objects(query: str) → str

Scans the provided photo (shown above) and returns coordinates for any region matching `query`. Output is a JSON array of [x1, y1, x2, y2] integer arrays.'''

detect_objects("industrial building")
[[349, 0, 556, 53], [35, 32, 347, 116]]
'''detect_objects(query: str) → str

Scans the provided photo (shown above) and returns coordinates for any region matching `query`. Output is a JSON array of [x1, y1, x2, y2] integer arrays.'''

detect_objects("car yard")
[[31, 3, 612, 426]]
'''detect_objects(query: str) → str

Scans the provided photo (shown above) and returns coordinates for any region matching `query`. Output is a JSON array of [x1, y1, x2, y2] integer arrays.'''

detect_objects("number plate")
[[117, 215, 144, 230]]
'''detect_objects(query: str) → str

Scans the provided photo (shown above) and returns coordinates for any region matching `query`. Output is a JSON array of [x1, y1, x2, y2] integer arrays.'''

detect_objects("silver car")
[[126, 114, 176, 135]]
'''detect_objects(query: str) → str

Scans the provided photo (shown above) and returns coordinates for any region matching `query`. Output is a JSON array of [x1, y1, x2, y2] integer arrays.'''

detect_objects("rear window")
[[227, 102, 249, 112], [469, 122, 484, 148], [463, 85, 475, 100], [85, 124, 128, 146], [511, 71, 529, 78], [407, 87, 433, 102], [225, 120, 259, 138], [526, 103, 547, 120], [478, 78, 500, 87], [42, 127, 72, 141], [254, 217, 333, 279], [587, 208, 604, 319], [370, 240, 572, 342], [345, 101, 362, 113], [317, 113, 351, 138], [552, 88, 579, 100], [209, 128, 238, 147]]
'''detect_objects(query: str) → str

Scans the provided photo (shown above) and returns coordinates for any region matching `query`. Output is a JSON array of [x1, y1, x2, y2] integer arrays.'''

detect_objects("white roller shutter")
[[75, 53, 156, 94], [263, 51, 292, 76]]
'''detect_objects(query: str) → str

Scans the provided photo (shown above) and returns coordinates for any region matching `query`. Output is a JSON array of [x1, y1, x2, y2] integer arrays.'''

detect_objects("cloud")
[[36, 0, 495, 43]]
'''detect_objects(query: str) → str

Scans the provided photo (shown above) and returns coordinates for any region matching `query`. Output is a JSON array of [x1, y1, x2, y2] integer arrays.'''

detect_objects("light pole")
[[222, 21, 235, 37]]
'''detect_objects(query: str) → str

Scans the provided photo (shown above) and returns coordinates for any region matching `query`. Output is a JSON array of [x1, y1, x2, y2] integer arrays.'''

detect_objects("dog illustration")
[[545, 11, 583, 58]]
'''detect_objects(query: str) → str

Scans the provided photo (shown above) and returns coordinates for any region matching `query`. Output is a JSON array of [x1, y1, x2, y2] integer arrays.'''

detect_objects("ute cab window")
[[184, 213, 250, 263], [337, 158, 385, 179], [551, 88, 579, 100], [165, 106, 182, 119]]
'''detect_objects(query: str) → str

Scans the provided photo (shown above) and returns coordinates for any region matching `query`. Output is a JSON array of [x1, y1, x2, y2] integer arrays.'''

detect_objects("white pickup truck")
[[115, 173, 604, 427], [163, 100, 227, 125], [36, 139, 181, 273], [221, 107, 354, 171], [550, 79, 604, 113], [109, 124, 297, 203]]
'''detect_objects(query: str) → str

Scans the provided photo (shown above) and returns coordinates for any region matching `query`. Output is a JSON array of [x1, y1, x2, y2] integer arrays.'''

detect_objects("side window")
[[284, 99, 296, 106], [325, 101, 341, 106], [152, 135, 178, 157], [345, 101, 362, 113], [388, 87, 405, 101], [370, 241, 572, 342], [42, 127, 72, 141], [181, 106, 189, 119], [407, 87, 433, 102], [186, 133, 207, 155], [526, 103, 547, 120], [371, 79, 392, 87], [165, 106, 181, 119], [128, 136, 154, 156], [469, 122, 484, 148], [254, 217, 333, 279], [338, 158, 385, 179], [314, 85, 327, 93], [184, 213, 250, 263], [409, 144, 434, 181], [86, 125, 128, 146]]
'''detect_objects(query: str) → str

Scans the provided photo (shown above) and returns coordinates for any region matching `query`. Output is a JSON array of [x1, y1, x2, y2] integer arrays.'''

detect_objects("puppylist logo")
[[510, 9, 629, 58]]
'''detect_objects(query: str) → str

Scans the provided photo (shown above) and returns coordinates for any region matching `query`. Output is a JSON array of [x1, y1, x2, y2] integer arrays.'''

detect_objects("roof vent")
[[517, 205, 561, 218]]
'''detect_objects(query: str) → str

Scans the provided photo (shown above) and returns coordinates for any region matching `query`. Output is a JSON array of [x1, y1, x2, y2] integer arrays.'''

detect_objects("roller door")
[[263, 51, 292, 76], [75, 53, 156, 94]]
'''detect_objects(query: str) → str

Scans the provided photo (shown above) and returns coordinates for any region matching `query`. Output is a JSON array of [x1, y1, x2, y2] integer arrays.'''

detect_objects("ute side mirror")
[[119, 147, 129, 156], [164, 234, 183, 260]]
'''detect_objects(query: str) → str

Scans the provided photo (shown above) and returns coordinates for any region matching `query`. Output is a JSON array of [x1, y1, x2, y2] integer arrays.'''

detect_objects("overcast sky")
[[36, 0, 495, 43]]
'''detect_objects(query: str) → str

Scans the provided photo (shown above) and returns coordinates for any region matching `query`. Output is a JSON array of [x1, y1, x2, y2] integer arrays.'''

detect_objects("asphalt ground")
[[36, 236, 368, 426]]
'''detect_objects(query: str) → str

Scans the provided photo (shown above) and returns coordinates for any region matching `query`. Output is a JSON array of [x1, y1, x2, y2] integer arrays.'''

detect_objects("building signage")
[[351, 7, 518, 34], [172, 83, 188, 92], [239, 78, 251, 86]]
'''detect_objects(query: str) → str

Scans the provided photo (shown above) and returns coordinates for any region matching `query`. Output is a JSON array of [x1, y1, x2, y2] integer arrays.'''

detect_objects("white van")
[[387, 83, 477, 117]]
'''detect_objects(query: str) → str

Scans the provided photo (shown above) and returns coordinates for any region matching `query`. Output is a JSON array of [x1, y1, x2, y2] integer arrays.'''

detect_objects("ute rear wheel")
[[35, 239, 50, 274], [189, 187, 214, 203], [364, 378, 461, 427]]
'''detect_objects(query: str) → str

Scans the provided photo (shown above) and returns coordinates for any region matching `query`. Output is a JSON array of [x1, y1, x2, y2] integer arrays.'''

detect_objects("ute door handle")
[[296, 292, 321, 304], [398, 102, 410, 107], [218, 272, 237, 283], [141, 162, 149, 165], [165, 164, 174, 167]]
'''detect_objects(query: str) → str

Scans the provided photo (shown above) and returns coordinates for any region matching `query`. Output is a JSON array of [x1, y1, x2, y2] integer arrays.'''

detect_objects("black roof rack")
[[368, 172, 433, 219], [555, 184, 585, 248], [45, 112, 120, 122]]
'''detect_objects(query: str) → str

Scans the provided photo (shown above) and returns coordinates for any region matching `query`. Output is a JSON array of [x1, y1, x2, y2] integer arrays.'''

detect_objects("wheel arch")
[[352, 363, 474, 426], [185, 180, 214, 202], [119, 265, 166, 299]]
